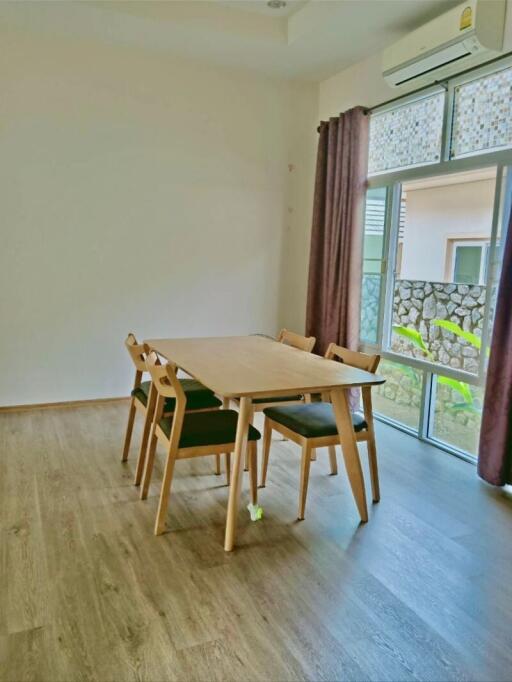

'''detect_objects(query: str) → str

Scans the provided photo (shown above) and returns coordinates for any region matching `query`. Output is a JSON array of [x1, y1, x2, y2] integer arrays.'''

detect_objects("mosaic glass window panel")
[[451, 67, 512, 158], [368, 93, 444, 175]]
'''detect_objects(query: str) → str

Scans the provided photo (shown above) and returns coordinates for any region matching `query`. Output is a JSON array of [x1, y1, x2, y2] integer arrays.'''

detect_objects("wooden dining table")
[[145, 335, 385, 551]]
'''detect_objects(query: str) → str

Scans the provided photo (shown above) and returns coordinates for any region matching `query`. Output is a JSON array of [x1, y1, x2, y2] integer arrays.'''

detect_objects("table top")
[[145, 335, 384, 398]]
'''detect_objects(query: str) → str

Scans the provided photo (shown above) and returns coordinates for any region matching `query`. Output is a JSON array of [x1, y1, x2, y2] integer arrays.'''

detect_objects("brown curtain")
[[478, 205, 512, 486], [305, 107, 369, 356]]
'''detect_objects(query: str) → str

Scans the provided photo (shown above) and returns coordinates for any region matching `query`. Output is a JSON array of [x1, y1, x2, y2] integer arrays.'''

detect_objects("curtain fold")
[[478, 206, 512, 486], [305, 107, 369, 356]]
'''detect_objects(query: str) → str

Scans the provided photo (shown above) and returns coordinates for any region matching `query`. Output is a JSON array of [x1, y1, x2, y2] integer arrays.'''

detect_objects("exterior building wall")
[[400, 179, 496, 282]]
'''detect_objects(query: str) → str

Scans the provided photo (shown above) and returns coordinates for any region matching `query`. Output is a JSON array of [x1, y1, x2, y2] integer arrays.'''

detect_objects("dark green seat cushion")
[[159, 409, 261, 449], [132, 380, 222, 411], [252, 394, 303, 405], [263, 403, 367, 439]]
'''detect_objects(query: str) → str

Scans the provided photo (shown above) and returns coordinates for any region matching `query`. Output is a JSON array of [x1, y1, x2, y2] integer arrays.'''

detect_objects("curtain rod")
[[317, 50, 512, 132]]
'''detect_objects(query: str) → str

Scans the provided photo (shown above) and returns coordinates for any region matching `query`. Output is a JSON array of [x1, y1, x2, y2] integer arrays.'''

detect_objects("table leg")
[[330, 388, 368, 523], [224, 396, 252, 551], [244, 403, 255, 472]]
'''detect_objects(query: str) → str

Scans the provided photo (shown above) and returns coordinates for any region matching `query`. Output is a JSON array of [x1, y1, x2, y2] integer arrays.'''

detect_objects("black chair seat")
[[263, 402, 367, 439], [159, 409, 261, 449], [132, 380, 222, 411], [253, 394, 303, 405]]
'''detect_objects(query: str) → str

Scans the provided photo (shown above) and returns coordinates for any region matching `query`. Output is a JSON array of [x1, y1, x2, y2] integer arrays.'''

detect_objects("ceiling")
[[0, 0, 459, 81], [218, 1, 308, 17]]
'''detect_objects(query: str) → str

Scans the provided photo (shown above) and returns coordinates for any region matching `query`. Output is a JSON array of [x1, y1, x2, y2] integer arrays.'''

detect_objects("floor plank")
[[1, 403, 512, 681]]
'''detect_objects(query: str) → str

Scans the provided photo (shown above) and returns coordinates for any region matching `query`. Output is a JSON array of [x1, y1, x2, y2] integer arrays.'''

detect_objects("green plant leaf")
[[384, 361, 421, 387], [398, 365, 422, 387], [392, 325, 433, 359], [432, 320, 481, 349], [446, 402, 482, 415], [437, 376, 473, 404]]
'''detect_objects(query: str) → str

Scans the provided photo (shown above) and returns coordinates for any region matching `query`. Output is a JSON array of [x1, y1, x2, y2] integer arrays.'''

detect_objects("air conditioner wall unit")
[[383, 0, 506, 88]]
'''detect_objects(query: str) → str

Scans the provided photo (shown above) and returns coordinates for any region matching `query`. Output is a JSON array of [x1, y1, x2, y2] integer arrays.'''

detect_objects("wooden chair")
[[121, 333, 226, 485], [259, 343, 380, 520], [227, 329, 316, 469], [141, 352, 261, 535]]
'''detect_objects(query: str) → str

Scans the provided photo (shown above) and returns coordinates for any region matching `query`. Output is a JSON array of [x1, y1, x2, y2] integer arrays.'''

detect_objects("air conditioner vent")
[[382, 0, 505, 88]]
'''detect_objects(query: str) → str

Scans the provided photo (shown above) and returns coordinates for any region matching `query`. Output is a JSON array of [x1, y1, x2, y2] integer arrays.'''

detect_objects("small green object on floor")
[[247, 503, 263, 521]]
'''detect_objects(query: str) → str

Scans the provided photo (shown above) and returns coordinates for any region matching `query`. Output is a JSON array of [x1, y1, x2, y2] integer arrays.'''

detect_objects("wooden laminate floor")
[[1, 402, 512, 682]]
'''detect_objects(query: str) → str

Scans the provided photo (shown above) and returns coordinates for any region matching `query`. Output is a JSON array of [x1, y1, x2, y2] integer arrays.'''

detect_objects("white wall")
[[319, 52, 407, 120], [278, 89, 318, 334], [3, 3, 510, 406], [0, 29, 316, 406], [401, 179, 496, 282]]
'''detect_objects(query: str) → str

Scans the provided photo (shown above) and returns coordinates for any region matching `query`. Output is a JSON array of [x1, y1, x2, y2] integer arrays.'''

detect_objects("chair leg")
[[216, 397, 230, 475], [134, 408, 152, 486], [304, 394, 316, 461], [259, 417, 272, 488], [249, 442, 257, 506], [367, 437, 380, 503], [225, 452, 231, 486], [154, 442, 178, 536], [140, 423, 158, 500], [328, 445, 338, 476], [298, 443, 312, 521], [121, 398, 137, 462], [134, 387, 157, 485]]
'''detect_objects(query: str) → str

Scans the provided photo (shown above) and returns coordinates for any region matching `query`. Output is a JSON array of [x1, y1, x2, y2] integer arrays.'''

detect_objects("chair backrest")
[[125, 333, 149, 373], [145, 351, 186, 404], [324, 342, 380, 374], [324, 344, 380, 427], [146, 352, 187, 444], [278, 328, 316, 353]]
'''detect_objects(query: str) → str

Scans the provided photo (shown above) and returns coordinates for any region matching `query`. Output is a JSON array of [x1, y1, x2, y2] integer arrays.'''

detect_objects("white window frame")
[[360, 55, 512, 462]]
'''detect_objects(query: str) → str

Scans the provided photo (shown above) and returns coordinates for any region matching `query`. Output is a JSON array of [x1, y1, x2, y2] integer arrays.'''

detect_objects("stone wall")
[[360, 278, 486, 451], [392, 279, 486, 373]]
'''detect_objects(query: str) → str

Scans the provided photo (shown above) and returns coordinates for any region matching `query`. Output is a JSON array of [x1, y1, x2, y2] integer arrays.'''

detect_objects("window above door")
[[368, 57, 512, 182]]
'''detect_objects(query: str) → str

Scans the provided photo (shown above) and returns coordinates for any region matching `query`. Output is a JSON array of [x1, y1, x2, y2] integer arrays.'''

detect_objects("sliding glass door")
[[361, 57, 512, 461], [362, 165, 510, 460]]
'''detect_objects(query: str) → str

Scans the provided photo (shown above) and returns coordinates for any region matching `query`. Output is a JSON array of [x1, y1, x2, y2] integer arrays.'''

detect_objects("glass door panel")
[[388, 167, 497, 377], [360, 187, 387, 344], [372, 359, 423, 431], [429, 374, 484, 456]]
